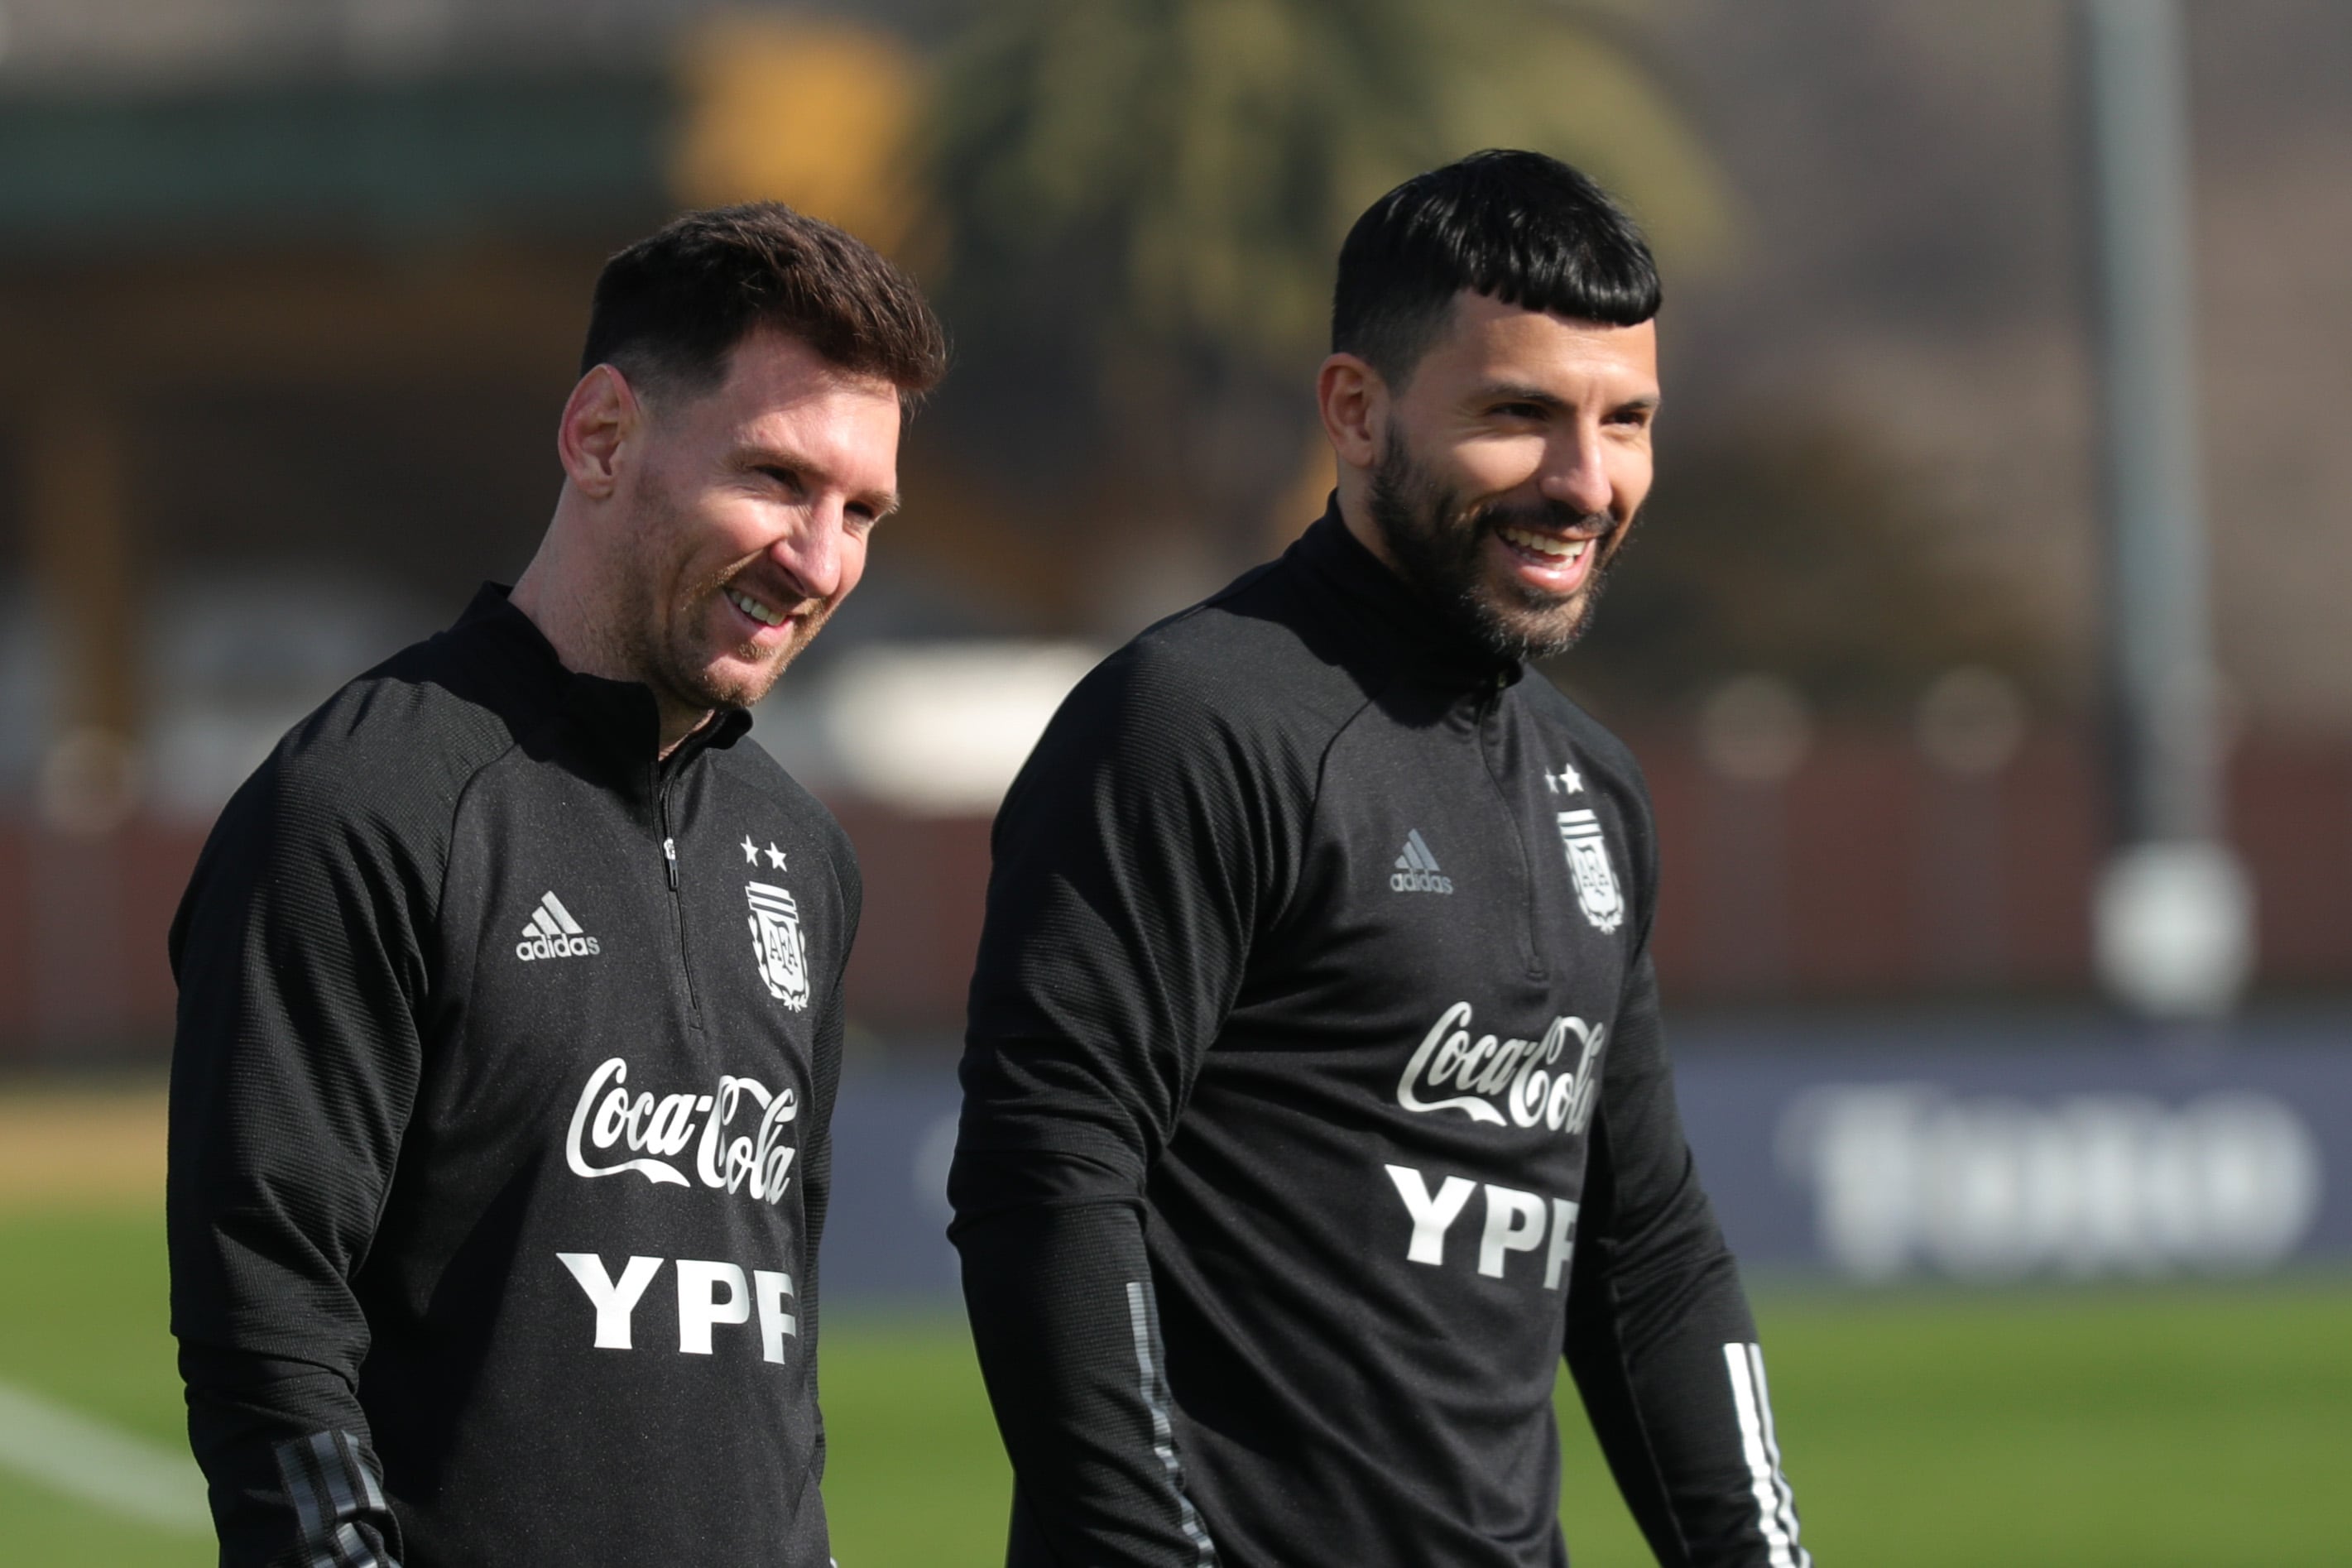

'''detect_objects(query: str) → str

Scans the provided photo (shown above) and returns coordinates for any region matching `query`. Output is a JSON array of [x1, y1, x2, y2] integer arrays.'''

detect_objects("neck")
[[1332, 472, 1404, 578], [511, 505, 713, 758]]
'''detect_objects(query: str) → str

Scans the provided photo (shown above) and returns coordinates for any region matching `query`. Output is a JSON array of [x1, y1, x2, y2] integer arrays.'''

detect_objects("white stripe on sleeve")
[[1723, 1341, 1807, 1568]]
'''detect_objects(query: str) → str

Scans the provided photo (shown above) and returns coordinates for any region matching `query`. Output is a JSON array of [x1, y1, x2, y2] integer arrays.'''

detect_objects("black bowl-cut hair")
[[1332, 150, 1658, 386]]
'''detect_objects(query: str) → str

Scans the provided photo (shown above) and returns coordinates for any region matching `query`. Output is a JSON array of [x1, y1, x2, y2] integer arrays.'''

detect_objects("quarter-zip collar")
[[450, 584, 752, 797], [1285, 496, 1524, 699]]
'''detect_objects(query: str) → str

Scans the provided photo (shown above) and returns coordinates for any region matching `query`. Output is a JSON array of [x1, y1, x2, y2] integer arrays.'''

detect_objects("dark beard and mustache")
[[1364, 431, 1628, 664]]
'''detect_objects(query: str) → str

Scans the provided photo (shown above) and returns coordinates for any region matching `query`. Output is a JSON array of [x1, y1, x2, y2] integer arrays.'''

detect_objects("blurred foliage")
[[924, 0, 1726, 370], [917, 0, 1732, 557], [1557, 420, 2056, 719]]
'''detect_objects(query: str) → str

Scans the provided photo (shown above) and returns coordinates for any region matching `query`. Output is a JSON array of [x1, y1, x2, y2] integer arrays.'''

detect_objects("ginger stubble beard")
[[608, 478, 835, 720]]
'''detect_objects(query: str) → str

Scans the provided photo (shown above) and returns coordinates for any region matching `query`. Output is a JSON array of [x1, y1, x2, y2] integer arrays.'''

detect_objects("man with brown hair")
[[167, 203, 945, 1567]]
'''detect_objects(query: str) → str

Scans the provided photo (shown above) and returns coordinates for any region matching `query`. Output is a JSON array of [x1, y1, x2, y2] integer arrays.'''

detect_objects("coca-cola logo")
[[564, 1057, 798, 1205], [1395, 1001, 1605, 1137]]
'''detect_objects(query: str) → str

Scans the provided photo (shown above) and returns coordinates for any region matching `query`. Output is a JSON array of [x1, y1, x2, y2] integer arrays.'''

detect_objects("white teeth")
[[1499, 525, 1589, 564], [726, 587, 785, 627]]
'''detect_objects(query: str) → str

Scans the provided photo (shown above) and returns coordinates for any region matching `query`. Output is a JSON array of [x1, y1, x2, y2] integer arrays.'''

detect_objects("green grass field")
[[2, 1206, 2343, 1566]]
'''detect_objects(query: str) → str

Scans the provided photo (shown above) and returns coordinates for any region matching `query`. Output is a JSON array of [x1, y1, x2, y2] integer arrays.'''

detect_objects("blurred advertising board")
[[1682, 1023, 2341, 1284], [822, 1019, 2348, 1303]]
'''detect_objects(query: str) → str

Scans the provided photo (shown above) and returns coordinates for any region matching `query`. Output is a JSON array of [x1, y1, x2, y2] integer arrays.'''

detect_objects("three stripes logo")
[[1725, 1342, 1808, 1566], [1390, 830, 1454, 894], [515, 890, 602, 961]]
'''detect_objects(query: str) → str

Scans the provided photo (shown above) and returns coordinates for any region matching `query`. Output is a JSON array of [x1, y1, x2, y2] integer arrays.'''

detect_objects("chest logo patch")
[[1556, 809, 1625, 933], [746, 881, 812, 1009], [516, 889, 601, 961], [1390, 829, 1455, 894]]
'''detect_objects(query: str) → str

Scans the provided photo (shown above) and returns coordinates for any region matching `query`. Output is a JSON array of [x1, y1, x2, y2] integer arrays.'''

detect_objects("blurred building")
[[1, 0, 2347, 1062]]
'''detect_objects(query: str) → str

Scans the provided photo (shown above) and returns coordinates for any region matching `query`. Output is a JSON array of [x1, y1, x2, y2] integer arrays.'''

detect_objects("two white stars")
[[740, 835, 787, 870], [1546, 760, 1584, 796]]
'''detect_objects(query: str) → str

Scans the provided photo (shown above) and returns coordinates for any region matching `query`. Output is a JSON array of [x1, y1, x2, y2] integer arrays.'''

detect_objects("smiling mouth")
[[724, 585, 790, 629], [1495, 524, 1596, 568]]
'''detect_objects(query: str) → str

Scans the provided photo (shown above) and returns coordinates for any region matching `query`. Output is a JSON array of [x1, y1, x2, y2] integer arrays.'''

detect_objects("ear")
[[1317, 352, 1387, 474], [556, 364, 641, 500]]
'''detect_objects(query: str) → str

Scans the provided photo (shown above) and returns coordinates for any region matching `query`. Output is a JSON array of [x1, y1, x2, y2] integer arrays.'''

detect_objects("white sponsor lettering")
[[755, 1270, 799, 1362], [557, 1254, 800, 1362], [676, 1259, 751, 1354], [1385, 1164, 1476, 1264], [1395, 1002, 1604, 1138], [564, 1057, 799, 1204], [556, 1252, 662, 1349], [1545, 1196, 1581, 1288], [1781, 1086, 2322, 1281], [1478, 1185, 1548, 1278], [1385, 1163, 1582, 1289]]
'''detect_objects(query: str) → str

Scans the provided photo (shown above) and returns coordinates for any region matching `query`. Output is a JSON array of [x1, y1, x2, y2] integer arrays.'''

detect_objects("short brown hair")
[[581, 202, 948, 405]]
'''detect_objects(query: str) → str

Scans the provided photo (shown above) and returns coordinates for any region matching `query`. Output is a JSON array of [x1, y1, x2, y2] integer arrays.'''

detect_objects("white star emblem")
[[765, 842, 788, 870], [1555, 762, 1584, 795], [741, 835, 759, 864]]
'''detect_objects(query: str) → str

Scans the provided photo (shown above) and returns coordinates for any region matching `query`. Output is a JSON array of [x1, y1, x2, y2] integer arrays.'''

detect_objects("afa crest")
[[1555, 809, 1625, 933], [745, 880, 812, 1009]]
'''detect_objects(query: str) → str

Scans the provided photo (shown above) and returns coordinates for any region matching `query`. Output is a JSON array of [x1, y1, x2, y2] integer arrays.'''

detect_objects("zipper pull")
[[663, 836, 679, 890]]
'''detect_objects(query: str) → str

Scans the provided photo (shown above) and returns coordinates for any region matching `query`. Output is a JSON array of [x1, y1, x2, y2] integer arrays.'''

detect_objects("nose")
[[1537, 424, 1615, 519], [770, 499, 846, 604]]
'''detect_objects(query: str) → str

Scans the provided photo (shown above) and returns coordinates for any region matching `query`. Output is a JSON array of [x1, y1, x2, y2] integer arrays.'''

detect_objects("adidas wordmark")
[[516, 890, 602, 961], [1390, 830, 1454, 894]]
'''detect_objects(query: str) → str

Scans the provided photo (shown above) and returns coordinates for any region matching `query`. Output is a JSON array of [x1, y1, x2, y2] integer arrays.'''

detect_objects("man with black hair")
[[953, 151, 1808, 1566], [169, 202, 945, 1566]]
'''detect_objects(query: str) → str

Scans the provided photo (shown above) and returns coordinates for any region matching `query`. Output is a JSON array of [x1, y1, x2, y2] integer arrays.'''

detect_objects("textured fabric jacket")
[[953, 508, 1807, 1567], [168, 587, 854, 1567]]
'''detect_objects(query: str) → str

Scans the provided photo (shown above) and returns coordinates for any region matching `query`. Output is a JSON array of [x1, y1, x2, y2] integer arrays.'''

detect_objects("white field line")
[[0, 1377, 209, 1534]]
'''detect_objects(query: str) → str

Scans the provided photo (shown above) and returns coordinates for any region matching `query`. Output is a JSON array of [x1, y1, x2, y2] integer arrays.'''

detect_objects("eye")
[[1490, 400, 1549, 422], [756, 463, 807, 496]]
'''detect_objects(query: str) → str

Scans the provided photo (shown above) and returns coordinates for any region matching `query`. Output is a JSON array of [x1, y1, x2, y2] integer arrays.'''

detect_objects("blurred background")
[[0, 0, 2345, 1563]]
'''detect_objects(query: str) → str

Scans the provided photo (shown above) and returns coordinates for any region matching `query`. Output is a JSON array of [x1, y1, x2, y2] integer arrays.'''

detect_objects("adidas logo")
[[515, 890, 602, 961], [1390, 830, 1455, 894]]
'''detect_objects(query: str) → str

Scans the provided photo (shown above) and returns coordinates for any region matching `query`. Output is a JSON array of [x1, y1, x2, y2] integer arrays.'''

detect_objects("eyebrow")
[[1471, 381, 1661, 415]]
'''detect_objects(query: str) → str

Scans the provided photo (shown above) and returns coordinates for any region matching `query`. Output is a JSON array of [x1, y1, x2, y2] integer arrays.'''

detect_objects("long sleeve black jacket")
[[167, 587, 855, 1567], [952, 509, 1807, 1567]]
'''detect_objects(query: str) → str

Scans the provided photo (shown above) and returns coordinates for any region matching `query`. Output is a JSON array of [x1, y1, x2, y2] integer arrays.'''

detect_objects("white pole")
[[2078, 0, 2252, 1019]]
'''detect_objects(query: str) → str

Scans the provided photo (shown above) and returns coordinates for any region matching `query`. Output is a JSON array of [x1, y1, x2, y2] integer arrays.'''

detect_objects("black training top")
[[952, 508, 1807, 1567], [167, 587, 853, 1568]]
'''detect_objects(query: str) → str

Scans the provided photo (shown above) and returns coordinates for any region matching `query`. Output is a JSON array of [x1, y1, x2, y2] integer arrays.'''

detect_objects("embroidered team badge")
[[745, 881, 812, 1009], [1555, 809, 1625, 933]]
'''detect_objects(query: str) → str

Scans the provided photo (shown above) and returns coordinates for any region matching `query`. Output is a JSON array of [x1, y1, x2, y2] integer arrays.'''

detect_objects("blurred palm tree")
[[919, 0, 1730, 592]]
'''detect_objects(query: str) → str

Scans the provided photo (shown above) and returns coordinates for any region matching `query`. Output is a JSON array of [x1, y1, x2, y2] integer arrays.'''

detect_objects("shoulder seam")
[[1263, 676, 1394, 937], [433, 723, 541, 932]]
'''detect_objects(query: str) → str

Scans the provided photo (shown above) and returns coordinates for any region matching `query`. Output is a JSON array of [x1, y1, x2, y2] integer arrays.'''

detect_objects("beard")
[[1364, 431, 1626, 664], [611, 488, 834, 717]]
